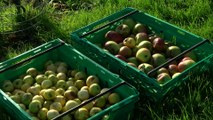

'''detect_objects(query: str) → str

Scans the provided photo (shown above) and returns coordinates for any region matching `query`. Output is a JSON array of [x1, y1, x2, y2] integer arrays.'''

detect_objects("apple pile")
[[103, 18, 197, 84], [1, 61, 121, 120]]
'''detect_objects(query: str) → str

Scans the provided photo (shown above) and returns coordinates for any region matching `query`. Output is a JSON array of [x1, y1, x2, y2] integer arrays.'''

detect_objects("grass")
[[0, 0, 213, 120]]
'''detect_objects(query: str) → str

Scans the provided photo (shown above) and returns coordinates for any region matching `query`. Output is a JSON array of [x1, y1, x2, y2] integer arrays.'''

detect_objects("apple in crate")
[[135, 32, 148, 44], [157, 73, 171, 84], [136, 48, 151, 63], [115, 24, 131, 37], [151, 53, 166, 67], [153, 37, 166, 52], [178, 58, 196, 72], [104, 41, 120, 55], [105, 31, 123, 43]]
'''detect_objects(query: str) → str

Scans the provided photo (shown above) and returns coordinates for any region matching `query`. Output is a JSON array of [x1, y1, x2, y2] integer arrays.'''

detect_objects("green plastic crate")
[[70, 7, 213, 101], [0, 39, 139, 120]]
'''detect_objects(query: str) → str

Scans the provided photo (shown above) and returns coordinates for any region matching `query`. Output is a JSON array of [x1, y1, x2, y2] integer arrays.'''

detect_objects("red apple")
[[105, 31, 123, 43], [115, 55, 127, 62], [118, 46, 132, 57], [157, 73, 171, 84], [178, 59, 196, 72], [153, 37, 165, 52], [168, 64, 179, 75]]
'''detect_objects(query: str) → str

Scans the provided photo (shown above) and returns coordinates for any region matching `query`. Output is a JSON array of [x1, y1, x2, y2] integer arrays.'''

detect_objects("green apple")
[[74, 98, 82, 104], [82, 100, 93, 111], [70, 69, 78, 77], [138, 63, 154, 74], [23, 75, 34, 85], [74, 71, 87, 80], [74, 80, 86, 90], [137, 40, 152, 51], [74, 108, 89, 120], [29, 100, 42, 114], [86, 75, 99, 87], [55, 95, 66, 106], [10, 95, 21, 103], [44, 70, 56, 76], [61, 115, 73, 120], [38, 107, 48, 120], [123, 37, 136, 48], [21, 92, 33, 105], [157, 67, 169, 75], [28, 85, 41, 95], [123, 18, 136, 30], [63, 100, 79, 112], [19, 103, 26, 110], [56, 80, 68, 90], [100, 88, 110, 99], [35, 74, 47, 84], [55, 88, 65, 96], [43, 89, 56, 100], [41, 79, 53, 89], [151, 53, 166, 67], [115, 24, 131, 37], [135, 32, 148, 44], [64, 89, 77, 100], [104, 41, 120, 55], [67, 86, 79, 94], [90, 107, 102, 117], [77, 89, 90, 101], [2, 80, 14, 92], [108, 93, 120, 104], [50, 102, 63, 112], [21, 83, 31, 92], [127, 57, 139, 66], [26, 67, 38, 77], [172, 72, 181, 79], [32, 95, 44, 105], [94, 96, 106, 108], [136, 48, 151, 63], [43, 100, 53, 109], [46, 64, 57, 73], [166, 46, 181, 58], [81, 86, 89, 91], [89, 83, 101, 96], [66, 80, 74, 87], [133, 23, 147, 34], [47, 109, 59, 120], [57, 72, 67, 80], [13, 89, 25, 97], [57, 65, 68, 74], [47, 74, 58, 85], [12, 79, 23, 89]]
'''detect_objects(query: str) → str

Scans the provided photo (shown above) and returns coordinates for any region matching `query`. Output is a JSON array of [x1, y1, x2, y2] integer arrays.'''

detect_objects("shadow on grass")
[[0, 5, 65, 63]]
